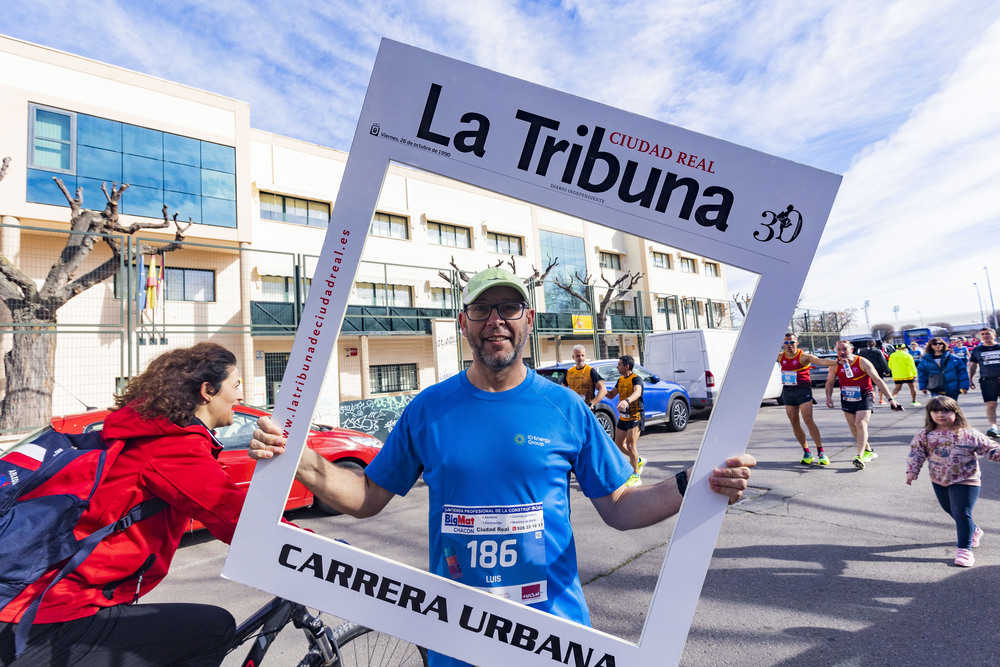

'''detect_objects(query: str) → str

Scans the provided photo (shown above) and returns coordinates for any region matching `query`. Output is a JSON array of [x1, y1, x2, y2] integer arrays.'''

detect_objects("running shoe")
[[955, 548, 975, 567], [637, 456, 647, 475], [816, 453, 830, 466], [625, 474, 642, 487], [910, 401, 921, 407], [800, 453, 814, 465], [987, 427, 1000, 439], [972, 525, 984, 548], [862, 448, 878, 462], [852, 455, 865, 470]]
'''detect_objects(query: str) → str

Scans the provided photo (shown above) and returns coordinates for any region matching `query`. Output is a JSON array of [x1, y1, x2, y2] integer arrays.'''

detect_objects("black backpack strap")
[[13, 498, 168, 658]]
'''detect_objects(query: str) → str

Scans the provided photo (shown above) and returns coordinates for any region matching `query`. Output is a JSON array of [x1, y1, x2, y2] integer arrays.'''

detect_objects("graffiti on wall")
[[339, 394, 415, 442]]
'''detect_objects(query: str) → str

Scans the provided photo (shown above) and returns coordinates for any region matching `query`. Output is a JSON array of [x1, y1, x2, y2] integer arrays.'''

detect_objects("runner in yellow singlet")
[[606, 355, 645, 487]]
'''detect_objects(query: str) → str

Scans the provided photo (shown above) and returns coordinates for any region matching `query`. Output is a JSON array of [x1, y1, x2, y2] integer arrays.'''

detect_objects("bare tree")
[[552, 269, 644, 359], [870, 323, 895, 341], [0, 169, 190, 430], [732, 292, 752, 318], [437, 255, 558, 294]]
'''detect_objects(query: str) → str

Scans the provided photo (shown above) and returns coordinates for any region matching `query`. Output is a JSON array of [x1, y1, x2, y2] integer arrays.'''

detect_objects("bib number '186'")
[[440, 503, 547, 604]]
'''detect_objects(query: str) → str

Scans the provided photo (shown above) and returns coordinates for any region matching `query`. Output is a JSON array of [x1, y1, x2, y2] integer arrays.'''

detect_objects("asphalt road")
[[146, 392, 1000, 666]]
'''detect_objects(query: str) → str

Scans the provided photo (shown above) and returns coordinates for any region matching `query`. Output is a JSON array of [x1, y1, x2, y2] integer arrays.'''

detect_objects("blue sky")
[[4, 0, 1000, 330]]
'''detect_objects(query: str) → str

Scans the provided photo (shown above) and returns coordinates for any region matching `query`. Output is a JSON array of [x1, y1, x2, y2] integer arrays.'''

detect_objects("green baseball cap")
[[461, 267, 530, 305]]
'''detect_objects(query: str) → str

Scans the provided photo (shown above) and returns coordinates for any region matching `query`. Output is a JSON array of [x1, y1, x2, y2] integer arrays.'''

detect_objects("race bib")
[[841, 385, 862, 401], [440, 503, 547, 604], [781, 371, 798, 386], [981, 350, 1000, 366]]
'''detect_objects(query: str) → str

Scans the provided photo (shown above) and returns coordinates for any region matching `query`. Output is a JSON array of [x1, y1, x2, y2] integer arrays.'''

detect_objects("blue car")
[[536, 359, 691, 437]]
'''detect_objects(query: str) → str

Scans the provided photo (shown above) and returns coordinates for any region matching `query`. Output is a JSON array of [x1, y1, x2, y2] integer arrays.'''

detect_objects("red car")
[[37, 404, 383, 530]]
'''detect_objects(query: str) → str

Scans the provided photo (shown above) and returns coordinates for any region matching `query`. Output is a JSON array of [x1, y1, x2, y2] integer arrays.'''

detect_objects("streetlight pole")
[[975, 282, 985, 327], [986, 266, 998, 328]]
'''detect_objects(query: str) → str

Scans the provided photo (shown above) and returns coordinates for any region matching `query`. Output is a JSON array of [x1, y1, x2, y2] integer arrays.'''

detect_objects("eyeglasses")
[[931, 343, 945, 347], [464, 302, 528, 321], [783, 341, 796, 345]]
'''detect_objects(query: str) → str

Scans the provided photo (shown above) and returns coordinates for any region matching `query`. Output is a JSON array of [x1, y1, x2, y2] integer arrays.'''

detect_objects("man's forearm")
[[295, 448, 388, 518]]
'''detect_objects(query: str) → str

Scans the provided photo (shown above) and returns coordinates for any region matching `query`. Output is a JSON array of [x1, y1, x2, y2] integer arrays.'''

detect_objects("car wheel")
[[594, 408, 615, 439], [665, 399, 690, 432], [314, 460, 364, 515]]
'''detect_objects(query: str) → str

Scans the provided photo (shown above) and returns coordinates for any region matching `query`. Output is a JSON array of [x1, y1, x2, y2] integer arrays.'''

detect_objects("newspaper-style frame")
[[224, 39, 841, 666]]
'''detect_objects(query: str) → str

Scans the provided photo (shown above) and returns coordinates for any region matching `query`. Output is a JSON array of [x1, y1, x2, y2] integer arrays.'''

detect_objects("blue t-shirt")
[[364, 369, 632, 667]]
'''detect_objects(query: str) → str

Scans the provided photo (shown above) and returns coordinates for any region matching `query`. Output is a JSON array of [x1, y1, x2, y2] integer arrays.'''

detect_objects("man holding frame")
[[250, 267, 755, 667]]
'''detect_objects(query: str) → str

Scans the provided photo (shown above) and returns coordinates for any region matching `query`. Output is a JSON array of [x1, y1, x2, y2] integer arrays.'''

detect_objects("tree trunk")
[[596, 314, 609, 358], [0, 317, 56, 430]]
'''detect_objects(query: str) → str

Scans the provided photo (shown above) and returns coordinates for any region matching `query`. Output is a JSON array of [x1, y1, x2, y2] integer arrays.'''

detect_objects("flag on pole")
[[146, 255, 158, 311], [156, 257, 164, 304], [136, 256, 147, 313]]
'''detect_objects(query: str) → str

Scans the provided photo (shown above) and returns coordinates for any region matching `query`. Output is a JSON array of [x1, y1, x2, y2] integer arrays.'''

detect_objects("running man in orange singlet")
[[561, 345, 608, 410], [777, 333, 837, 465], [606, 355, 644, 487]]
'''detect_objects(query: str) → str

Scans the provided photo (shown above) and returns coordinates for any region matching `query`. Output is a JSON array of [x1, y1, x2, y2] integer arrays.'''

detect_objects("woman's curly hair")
[[113, 342, 237, 425]]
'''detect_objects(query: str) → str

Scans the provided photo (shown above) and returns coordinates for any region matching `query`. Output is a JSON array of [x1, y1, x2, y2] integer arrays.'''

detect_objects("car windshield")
[[596, 364, 653, 384], [214, 411, 259, 450]]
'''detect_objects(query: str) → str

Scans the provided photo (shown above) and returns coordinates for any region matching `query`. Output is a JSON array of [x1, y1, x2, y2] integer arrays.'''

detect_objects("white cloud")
[[800, 14, 1000, 325]]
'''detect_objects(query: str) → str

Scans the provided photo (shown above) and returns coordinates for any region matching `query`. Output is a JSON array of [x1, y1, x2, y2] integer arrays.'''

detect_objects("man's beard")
[[471, 326, 529, 372]]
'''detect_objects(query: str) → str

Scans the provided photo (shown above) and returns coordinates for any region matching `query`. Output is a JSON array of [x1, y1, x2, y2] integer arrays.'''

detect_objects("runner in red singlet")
[[825, 340, 902, 469]]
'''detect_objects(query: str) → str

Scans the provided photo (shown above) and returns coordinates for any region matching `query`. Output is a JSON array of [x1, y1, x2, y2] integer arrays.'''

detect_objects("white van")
[[643, 329, 783, 410]]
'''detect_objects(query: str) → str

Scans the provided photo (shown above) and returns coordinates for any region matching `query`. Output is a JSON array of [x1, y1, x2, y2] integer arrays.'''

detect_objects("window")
[[370, 363, 419, 393], [264, 352, 290, 406], [27, 104, 237, 226], [539, 230, 587, 314], [427, 221, 471, 248], [599, 252, 621, 270], [370, 212, 409, 239], [165, 267, 215, 302], [607, 300, 626, 315], [652, 252, 672, 269], [429, 287, 451, 308], [259, 192, 329, 227], [703, 261, 720, 277], [259, 275, 310, 302], [29, 105, 75, 172], [353, 282, 413, 307], [680, 257, 697, 273], [487, 232, 523, 255]]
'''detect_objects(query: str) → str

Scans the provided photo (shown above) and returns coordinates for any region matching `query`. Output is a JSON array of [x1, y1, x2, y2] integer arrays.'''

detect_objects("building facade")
[[0, 35, 731, 430]]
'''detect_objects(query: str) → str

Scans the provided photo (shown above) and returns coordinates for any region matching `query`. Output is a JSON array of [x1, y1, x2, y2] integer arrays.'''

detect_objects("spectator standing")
[[969, 327, 1000, 437], [917, 337, 969, 401]]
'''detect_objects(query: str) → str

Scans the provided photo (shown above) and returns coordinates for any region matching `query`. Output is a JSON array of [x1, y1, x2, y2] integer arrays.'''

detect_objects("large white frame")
[[224, 39, 841, 666]]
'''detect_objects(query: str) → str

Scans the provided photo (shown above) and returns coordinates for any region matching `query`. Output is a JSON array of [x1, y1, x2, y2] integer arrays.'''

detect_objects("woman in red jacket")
[[1, 342, 247, 666]]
